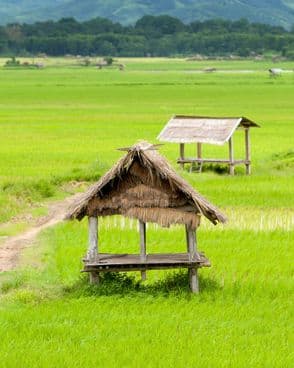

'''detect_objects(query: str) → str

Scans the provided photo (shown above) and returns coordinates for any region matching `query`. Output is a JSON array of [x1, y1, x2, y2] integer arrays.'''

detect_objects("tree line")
[[1, 15, 294, 58]]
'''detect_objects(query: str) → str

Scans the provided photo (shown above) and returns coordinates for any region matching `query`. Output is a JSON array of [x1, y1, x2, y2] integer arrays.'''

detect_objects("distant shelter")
[[67, 142, 226, 293], [158, 115, 260, 175]]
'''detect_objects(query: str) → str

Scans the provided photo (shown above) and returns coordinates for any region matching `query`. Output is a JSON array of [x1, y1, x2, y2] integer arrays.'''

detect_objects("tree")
[[135, 15, 185, 37]]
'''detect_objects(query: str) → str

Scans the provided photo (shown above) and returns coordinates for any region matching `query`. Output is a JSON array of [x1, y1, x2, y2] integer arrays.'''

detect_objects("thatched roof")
[[66, 142, 226, 228], [158, 115, 260, 145]]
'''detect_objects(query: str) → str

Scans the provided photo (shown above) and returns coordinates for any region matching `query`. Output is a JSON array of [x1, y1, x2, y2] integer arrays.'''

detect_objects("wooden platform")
[[177, 158, 249, 165], [177, 157, 251, 174], [83, 252, 210, 273]]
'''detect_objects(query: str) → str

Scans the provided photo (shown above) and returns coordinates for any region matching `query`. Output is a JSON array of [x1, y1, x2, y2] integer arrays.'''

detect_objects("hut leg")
[[90, 272, 100, 285], [189, 268, 199, 293], [186, 226, 197, 260], [185, 226, 199, 293], [245, 128, 251, 175], [185, 225, 189, 253], [197, 143, 202, 172], [139, 220, 147, 281], [88, 216, 99, 284], [180, 143, 185, 169], [228, 137, 235, 175]]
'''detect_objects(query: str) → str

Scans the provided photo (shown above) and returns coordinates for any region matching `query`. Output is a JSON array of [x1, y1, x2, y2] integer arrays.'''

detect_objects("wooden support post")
[[139, 220, 147, 281], [89, 272, 100, 284], [88, 216, 99, 284], [185, 225, 199, 293], [197, 142, 203, 172], [228, 136, 235, 175], [185, 225, 189, 253], [245, 128, 251, 175], [186, 226, 197, 260], [180, 143, 185, 169], [189, 267, 199, 293]]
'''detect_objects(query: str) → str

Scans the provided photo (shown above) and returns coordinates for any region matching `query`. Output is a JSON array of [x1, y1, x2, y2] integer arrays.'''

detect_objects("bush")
[[2, 180, 55, 201], [4, 56, 20, 67], [103, 56, 113, 65], [285, 50, 294, 60]]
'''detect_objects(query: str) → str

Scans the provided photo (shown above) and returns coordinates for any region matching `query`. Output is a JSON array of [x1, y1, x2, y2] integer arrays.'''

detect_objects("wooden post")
[[180, 143, 185, 169], [245, 128, 251, 175], [197, 142, 203, 172], [228, 136, 235, 175], [139, 220, 147, 281], [197, 143, 202, 160], [185, 225, 189, 253], [88, 216, 99, 284], [185, 225, 199, 293], [189, 267, 199, 293]]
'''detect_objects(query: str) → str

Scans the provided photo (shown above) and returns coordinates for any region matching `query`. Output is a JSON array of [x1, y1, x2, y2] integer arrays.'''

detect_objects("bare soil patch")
[[0, 193, 83, 272]]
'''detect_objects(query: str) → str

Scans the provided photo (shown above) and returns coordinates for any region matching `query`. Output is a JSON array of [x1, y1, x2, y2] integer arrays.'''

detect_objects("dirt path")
[[0, 193, 83, 272]]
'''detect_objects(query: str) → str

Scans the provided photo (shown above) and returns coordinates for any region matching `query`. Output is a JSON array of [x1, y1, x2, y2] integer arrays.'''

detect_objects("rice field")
[[0, 58, 293, 367]]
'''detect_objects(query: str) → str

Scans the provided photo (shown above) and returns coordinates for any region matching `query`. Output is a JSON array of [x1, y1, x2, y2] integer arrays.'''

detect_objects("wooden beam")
[[245, 128, 251, 175], [179, 143, 185, 169], [185, 225, 199, 293], [139, 220, 147, 281], [88, 216, 99, 284], [228, 137, 235, 175]]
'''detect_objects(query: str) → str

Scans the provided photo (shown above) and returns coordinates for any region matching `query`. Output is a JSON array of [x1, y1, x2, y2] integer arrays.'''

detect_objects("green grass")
[[0, 58, 293, 367], [0, 60, 293, 221], [1, 222, 293, 367]]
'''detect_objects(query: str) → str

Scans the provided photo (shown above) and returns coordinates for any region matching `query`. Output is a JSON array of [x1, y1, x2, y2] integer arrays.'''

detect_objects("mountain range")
[[1, 0, 293, 29]]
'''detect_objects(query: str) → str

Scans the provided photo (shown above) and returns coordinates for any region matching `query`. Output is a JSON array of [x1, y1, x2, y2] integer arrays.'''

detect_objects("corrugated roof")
[[158, 115, 260, 145]]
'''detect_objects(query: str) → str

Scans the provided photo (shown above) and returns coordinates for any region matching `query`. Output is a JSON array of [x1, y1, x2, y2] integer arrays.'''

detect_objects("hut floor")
[[177, 158, 249, 164], [83, 252, 210, 273]]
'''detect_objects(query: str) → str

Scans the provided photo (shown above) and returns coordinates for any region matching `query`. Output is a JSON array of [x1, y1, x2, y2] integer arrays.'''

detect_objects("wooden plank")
[[177, 158, 246, 164], [245, 128, 251, 175], [87, 253, 184, 265], [139, 220, 147, 281], [81, 263, 209, 274], [83, 252, 210, 267], [228, 137, 235, 175], [84, 263, 209, 273]]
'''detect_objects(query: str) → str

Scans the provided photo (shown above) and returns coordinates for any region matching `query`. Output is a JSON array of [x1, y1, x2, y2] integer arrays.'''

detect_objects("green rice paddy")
[[0, 58, 293, 367]]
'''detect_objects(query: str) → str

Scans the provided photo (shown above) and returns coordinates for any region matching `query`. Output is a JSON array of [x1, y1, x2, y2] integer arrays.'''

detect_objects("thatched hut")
[[67, 141, 226, 292]]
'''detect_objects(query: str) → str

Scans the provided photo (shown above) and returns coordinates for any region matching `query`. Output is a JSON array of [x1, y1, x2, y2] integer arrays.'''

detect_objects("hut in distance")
[[158, 115, 260, 175], [67, 141, 226, 293]]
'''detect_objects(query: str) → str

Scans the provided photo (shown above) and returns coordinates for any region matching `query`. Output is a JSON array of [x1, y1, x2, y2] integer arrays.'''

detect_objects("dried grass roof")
[[66, 142, 226, 227], [158, 115, 260, 145]]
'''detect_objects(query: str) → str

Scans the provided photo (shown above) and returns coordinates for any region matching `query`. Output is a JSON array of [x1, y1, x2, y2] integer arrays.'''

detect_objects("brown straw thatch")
[[66, 141, 226, 228]]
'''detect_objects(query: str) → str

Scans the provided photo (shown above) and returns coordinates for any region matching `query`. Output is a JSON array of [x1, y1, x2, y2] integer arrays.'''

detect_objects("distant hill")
[[1, 0, 293, 30]]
